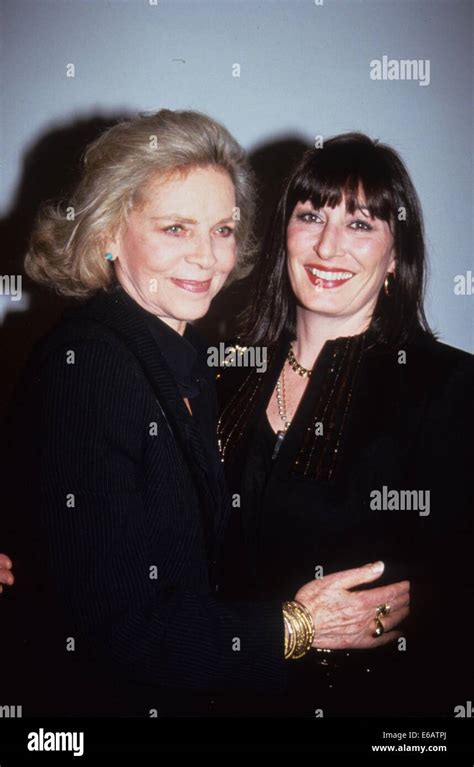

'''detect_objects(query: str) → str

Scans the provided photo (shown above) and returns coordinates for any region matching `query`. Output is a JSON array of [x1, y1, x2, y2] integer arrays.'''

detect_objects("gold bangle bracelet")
[[282, 600, 315, 660]]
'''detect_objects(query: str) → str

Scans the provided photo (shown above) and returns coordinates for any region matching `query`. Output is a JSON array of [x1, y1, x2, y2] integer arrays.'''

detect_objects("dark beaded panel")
[[217, 363, 269, 463], [291, 334, 365, 481], [217, 334, 367, 482]]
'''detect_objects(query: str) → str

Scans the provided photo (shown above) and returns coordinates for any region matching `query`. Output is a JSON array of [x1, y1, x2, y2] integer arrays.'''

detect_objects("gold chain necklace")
[[272, 364, 294, 461], [272, 345, 311, 461], [276, 367, 291, 431], [287, 342, 312, 378]]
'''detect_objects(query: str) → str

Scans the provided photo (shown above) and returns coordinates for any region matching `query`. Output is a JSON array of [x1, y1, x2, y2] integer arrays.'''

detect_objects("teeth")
[[307, 267, 354, 281]]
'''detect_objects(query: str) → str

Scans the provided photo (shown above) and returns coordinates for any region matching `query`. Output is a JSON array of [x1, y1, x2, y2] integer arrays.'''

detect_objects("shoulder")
[[412, 330, 472, 366], [27, 296, 142, 379], [361, 332, 473, 431], [398, 334, 473, 468], [407, 331, 473, 392], [33, 301, 125, 360], [17, 303, 150, 416], [367, 330, 473, 391]]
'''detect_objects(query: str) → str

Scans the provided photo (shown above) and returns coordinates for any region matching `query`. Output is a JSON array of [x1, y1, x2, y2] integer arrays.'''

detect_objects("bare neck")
[[293, 307, 371, 369]]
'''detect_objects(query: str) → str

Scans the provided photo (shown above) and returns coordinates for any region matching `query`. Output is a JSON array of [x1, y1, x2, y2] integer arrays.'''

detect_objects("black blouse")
[[217, 329, 474, 716]]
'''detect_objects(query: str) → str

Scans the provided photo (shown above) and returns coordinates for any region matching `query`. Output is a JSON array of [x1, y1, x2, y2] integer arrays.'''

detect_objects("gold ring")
[[373, 617, 385, 638], [376, 603, 391, 617]]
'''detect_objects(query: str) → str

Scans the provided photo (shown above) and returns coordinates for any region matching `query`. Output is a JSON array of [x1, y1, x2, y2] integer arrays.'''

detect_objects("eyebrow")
[[149, 215, 235, 225], [296, 203, 373, 217]]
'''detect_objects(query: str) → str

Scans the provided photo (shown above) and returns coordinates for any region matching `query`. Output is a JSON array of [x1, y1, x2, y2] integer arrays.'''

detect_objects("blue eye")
[[216, 226, 234, 237], [164, 225, 184, 235]]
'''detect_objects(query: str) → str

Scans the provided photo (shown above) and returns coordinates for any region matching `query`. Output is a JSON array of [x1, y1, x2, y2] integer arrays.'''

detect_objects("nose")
[[186, 232, 217, 270], [314, 222, 343, 261]]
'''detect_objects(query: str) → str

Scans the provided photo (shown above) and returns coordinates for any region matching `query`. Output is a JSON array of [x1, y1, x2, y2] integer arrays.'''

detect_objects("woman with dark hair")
[[217, 133, 473, 716]]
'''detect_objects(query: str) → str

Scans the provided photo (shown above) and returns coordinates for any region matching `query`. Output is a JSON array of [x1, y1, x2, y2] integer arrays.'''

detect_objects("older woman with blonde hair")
[[4, 111, 408, 717]]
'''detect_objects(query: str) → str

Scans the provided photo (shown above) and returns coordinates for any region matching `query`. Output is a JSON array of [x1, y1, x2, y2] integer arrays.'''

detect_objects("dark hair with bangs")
[[242, 132, 433, 348]]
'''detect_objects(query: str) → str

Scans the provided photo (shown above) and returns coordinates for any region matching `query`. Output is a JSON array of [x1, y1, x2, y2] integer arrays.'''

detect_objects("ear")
[[387, 246, 396, 275], [103, 226, 122, 261]]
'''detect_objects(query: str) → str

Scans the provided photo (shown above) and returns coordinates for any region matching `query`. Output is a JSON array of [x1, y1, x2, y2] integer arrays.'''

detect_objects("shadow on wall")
[[0, 114, 130, 423], [0, 115, 309, 421], [196, 136, 310, 344]]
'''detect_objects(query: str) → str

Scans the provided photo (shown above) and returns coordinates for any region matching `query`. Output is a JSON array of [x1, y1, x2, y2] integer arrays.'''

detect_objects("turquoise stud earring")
[[105, 252, 114, 261]]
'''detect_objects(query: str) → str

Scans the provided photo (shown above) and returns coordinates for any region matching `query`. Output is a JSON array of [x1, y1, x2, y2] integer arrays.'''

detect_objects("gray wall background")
[[1, 0, 472, 350]]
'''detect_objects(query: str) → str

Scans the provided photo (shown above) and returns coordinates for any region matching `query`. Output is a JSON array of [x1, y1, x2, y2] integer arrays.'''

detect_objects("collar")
[[113, 283, 203, 398], [144, 311, 196, 377]]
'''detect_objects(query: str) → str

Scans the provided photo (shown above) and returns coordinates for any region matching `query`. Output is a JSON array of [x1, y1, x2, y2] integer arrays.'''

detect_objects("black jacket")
[[216, 329, 473, 716], [3, 286, 286, 716]]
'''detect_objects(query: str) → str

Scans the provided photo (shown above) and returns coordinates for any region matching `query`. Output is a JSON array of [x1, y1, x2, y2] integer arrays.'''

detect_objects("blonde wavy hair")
[[26, 109, 256, 298]]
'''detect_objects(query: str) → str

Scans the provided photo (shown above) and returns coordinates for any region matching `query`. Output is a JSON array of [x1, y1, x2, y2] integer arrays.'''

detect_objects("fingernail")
[[372, 561, 384, 573]]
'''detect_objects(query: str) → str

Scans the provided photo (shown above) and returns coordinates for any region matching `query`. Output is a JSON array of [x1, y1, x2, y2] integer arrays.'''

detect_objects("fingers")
[[360, 580, 410, 610], [0, 554, 14, 589], [373, 605, 409, 634], [0, 554, 12, 569], [363, 629, 404, 649], [355, 589, 410, 637], [311, 596, 410, 651], [356, 591, 408, 622], [0, 569, 15, 586], [341, 610, 409, 651], [354, 607, 409, 651], [322, 561, 385, 590], [367, 600, 410, 647]]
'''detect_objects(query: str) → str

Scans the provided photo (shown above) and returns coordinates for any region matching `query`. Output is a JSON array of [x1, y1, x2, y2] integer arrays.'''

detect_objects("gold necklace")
[[276, 367, 291, 431], [272, 347, 311, 461], [272, 367, 290, 461], [287, 342, 312, 378]]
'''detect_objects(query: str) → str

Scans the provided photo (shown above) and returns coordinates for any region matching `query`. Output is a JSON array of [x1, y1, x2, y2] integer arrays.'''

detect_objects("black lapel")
[[67, 287, 220, 557]]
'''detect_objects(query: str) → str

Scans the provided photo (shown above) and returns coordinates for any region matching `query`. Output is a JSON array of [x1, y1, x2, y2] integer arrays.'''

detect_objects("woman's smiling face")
[[113, 165, 237, 332], [286, 197, 396, 330]]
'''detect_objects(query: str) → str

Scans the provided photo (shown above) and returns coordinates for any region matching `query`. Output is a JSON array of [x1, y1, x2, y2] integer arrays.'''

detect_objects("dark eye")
[[350, 220, 373, 231], [296, 212, 321, 223]]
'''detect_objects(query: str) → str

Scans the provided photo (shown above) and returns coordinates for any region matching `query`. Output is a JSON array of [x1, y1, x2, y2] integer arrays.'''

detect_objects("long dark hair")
[[242, 132, 433, 348]]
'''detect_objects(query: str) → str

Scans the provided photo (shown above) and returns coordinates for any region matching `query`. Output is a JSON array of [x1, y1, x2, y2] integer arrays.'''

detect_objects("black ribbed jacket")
[[3, 286, 286, 716]]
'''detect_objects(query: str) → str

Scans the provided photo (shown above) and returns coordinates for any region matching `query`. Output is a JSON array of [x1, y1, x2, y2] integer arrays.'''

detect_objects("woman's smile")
[[287, 198, 395, 333], [113, 165, 237, 332], [170, 277, 213, 293], [304, 263, 355, 289]]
